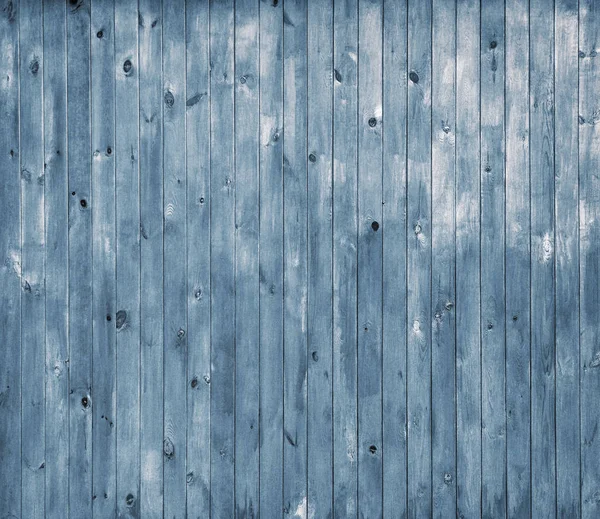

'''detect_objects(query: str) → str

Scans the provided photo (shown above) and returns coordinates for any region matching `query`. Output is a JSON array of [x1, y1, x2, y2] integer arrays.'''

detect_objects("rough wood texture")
[[1, 0, 597, 517]]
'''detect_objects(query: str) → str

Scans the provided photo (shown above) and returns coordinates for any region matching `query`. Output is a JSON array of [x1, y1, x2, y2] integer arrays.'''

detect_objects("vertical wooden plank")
[[407, 0, 432, 515], [431, 0, 456, 516], [382, 1, 408, 517], [455, 1, 481, 516], [19, 0, 45, 516], [555, 0, 580, 516], [235, 0, 259, 516], [283, 0, 308, 517], [138, 0, 163, 514], [307, 0, 333, 516], [333, 0, 358, 516], [44, 1, 69, 517], [209, 0, 235, 515], [115, 0, 140, 515], [480, 0, 506, 515], [259, 0, 284, 514], [91, 0, 117, 514], [530, 0, 556, 515], [67, 0, 93, 515], [162, 0, 187, 515], [357, 0, 383, 516], [579, 1, 600, 517], [186, 0, 211, 515], [505, 0, 531, 516], [0, 1, 21, 516]]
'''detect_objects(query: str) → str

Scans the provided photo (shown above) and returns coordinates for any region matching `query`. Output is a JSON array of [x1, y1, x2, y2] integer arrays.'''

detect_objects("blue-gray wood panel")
[[0, 0, 598, 517]]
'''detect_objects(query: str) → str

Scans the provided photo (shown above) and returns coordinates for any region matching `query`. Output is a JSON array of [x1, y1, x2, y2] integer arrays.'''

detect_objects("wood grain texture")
[[283, 0, 308, 517], [505, 0, 531, 517], [455, 1, 482, 517], [2, 1, 597, 517]]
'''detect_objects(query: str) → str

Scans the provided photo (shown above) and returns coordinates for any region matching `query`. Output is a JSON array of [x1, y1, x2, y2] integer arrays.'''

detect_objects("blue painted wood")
[[43, 2, 69, 517], [162, 0, 187, 516], [333, 0, 358, 516], [357, 0, 383, 516], [555, 0, 580, 516], [19, 0, 45, 516], [67, 1, 93, 516], [283, 0, 308, 517], [431, 0, 456, 516], [0, 3, 21, 516], [407, 0, 433, 516], [115, 0, 140, 516], [187, 0, 211, 516], [455, 2, 481, 517], [3, 1, 600, 517], [382, 2, 408, 517], [259, 0, 284, 515], [579, 2, 600, 517], [235, 1, 260, 516], [505, 0, 531, 516], [480, 0, 506, 516], [530, 0, 557, 515], [307, 1, 333, 516], [455, 0, 483, 517], [138, 0, 164, 516], [210, 0, 236, 516], [91, 0, 117, 514]]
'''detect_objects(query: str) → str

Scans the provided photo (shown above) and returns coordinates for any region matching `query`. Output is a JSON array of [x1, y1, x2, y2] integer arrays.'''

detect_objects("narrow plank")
[[67, 0, 94, 515], [259, 0, 285, 514], [138, 0, 164, 514], [234, 0, 260, 515], [19, 0, 45, 516], [357, 0, 383, 516], [43, 1, 69, 517], [283, 0, 308, 517], [186, 0, 211, 515], [480, 0, 506, 515], [382, 1, 408, 516], [162, 0, 187, 515], [530, 0, 556, 515], [505, 0, 531, 516], [431, 0, 456, 515], [555, 0, 580, 515], [307, 0, 333, 516], [115, 0, 140, 515], [209, 0, 236, 516], [455, 1, 481, 516], [579, 1, 600, 517], [407, 0, 432, 515], [0, 0, 21, 516], [90, 0, 117, 513], [333, 0, 358, 516]]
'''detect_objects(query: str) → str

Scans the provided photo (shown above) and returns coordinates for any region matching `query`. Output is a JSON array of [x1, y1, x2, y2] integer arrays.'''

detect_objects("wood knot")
[[164, 90, 175, 108], [29, 59, 39, 75], [369, 445, 377, 454], [125, 494, 135, 507], [123, 59, 132, 74], [371, 221, 379, 231], [490, 40, 497, 49], [309, 153, 316, 163], [116, 310, 127, 330], [368, 117, 377, 128], [409, 71, 419, 83], [97, 30, 103, 39], [163, 437, 175, 458], [334, 69, 342, 82]]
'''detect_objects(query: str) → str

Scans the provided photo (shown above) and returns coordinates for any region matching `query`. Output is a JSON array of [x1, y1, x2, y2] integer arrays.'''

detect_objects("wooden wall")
[[0, 0, 597, 517]]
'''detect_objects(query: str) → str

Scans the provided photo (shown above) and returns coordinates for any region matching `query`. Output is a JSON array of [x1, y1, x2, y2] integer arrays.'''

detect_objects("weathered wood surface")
[[0, 0, 597, 517]]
